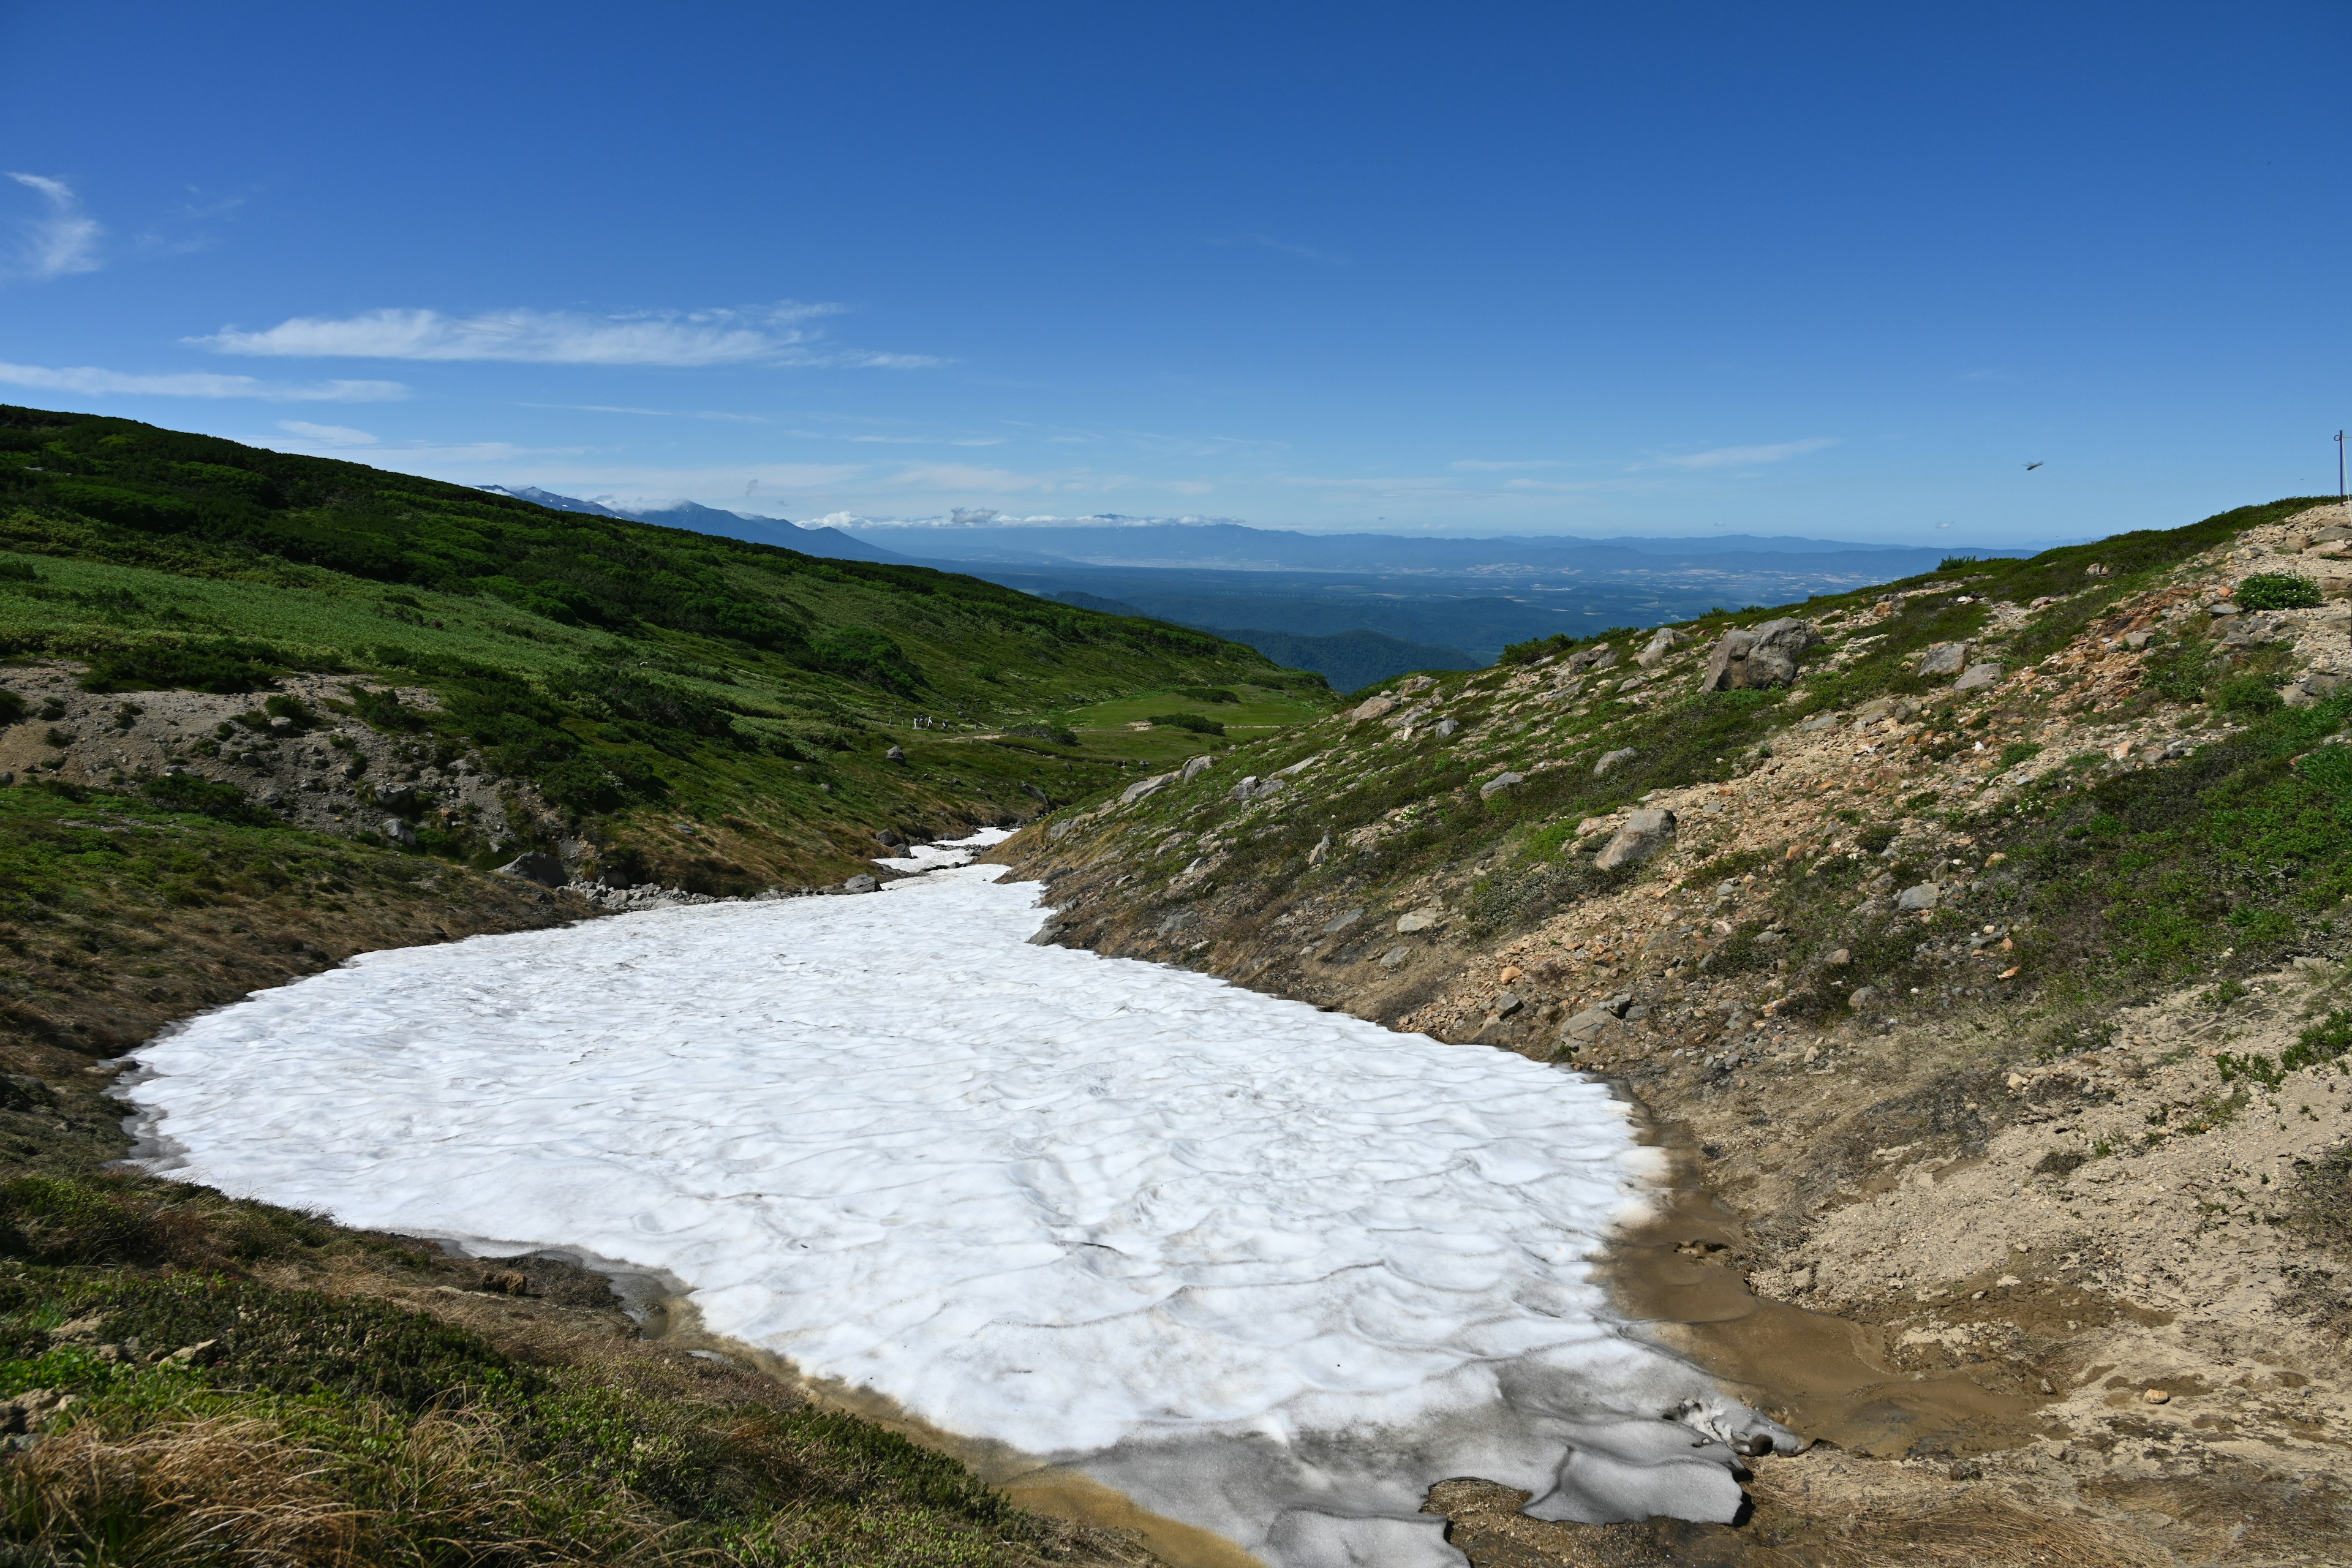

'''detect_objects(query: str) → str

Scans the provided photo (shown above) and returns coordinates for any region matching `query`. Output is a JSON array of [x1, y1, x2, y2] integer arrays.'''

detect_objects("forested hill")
[[0, 404, 1326, 892]]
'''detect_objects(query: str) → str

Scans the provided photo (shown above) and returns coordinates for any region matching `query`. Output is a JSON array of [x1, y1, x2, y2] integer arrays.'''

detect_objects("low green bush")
[[78, 639, 291, 695], [2236, 572, 2322, 611], [1146, 712, 1225, 736], [143, 773, 272, 825]]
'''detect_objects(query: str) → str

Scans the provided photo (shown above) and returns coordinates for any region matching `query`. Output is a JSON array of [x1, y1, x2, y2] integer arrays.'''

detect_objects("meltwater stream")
[[126, 835, 1791, 1567]]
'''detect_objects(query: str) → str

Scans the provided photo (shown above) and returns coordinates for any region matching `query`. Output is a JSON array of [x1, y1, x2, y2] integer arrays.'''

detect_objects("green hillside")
[[0, 404, 1329, 889]]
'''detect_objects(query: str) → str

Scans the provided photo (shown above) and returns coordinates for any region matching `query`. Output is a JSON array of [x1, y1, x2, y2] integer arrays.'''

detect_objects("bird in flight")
[[2024, 461, 2045, 470]]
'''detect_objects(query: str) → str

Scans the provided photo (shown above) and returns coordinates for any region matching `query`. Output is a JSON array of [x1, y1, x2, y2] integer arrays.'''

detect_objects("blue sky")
[[2, 2, 2345, 545]]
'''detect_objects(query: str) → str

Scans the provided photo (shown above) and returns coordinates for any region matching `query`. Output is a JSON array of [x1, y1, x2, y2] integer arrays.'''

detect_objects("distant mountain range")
[[477, 487, 913, 565], [1049, 590, 1477, 690], [840, 518, 2027, 580], [484, 486, 2037, 671]]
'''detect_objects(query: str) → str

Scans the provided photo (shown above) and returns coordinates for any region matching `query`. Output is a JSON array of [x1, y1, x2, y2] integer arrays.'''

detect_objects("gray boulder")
[[1852, 695, 1916, 723], [1492, 990, 1524, 1018], [1896, 881, 1941, 911], [1564, 642, 1618, 676], [1918, 641, 1970, 677], [884, 745, 907, 763], [1953, 662, 2005, 692], [873, 828, 903, 847], [1558, 993, 1636, 1047], [1594, 747, 1639, 777], [380, 817, 419, 848], [1433, 717, 1459, 739], [1636, 627, 1683, 668], [1121, 771, 1175, 805], [843, 873, 880, 894], [1559, 1006, 1624, 1046], [1701, 619, 1822, 691], [497, 851, 567, 888], [1479, 771, 1525, 799], [1594, 808, 1676, 870], [1181, 754, 1216, 782]]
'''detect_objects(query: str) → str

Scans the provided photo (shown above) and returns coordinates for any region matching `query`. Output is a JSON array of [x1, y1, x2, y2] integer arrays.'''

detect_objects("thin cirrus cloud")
[[4, 173, 103, 280], [277, 420, 377, 446], [0, 361, 407, 402], [190, 304, 941, 369], [1649, 437, 1838, 470]]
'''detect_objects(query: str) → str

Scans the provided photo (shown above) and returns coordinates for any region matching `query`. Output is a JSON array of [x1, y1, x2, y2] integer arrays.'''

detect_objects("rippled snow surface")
[[129, 840, 1780, 1567]]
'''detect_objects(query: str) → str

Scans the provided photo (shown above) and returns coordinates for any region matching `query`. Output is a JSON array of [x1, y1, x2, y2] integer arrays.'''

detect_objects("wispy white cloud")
[[277, 420, 377, 446], [1648, 437, 1837, 470], [0, 361, 408, 402], [4, 173, 102, 279], [191, 303, 941, 369], [1450, 458, 1561, 472]]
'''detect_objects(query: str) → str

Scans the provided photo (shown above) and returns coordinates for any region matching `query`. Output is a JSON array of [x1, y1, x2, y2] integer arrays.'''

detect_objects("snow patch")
[[127, 851, 1786, 1567]]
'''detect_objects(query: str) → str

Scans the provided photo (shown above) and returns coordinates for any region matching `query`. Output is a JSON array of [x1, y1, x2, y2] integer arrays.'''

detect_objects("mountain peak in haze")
[[477, 486, 911, 564]]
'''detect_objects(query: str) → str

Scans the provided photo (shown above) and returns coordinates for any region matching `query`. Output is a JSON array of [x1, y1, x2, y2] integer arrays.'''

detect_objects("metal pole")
[[2339, 430, 2346, 500]]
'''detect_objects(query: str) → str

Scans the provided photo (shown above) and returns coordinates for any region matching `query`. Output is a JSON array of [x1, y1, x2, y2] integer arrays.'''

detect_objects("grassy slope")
[[1027, 497, 2352, 1027], [0, 407, 1348, 1565], [0, 403, 1330, 891]]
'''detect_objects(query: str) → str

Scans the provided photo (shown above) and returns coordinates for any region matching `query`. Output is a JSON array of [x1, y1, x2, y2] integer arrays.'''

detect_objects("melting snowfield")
[[128, 837, 1789, 1567]]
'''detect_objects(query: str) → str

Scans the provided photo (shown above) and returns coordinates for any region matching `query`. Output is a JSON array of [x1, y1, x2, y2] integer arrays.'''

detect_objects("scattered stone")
[[1636, 627, 1683, 667], [1847, 986, 1879, 1011], [1324, 908, 1366, 935], [497, 852, 567, 888], [843, 874, 880, 894], [1491, 990, 1523, 1017], [874, 828, 903, 847], [885, 745, 907, 762], [1701, 618, 1822, 691], [1896, 881, 1941, 911], [1594, 747, 1639, 777], [1594, 808, 1676, 870], [1954, 662, 2005, 692], [2123, 630, 2154, 649], [1047, 820, 1076, 842], [1918, 641, 1971, 677], [1395, 907, 1444, 933], [1181, 754, 1216, 782], [1479, 771, 1524, 799], [1826, 948, 1851, 965], [1378, 945, 1411, 969], [1433, 716, 1458, 739], [1798, 710, 1844, 732], [1308, 831, 1332, 865], [380, 817, 418, 848], [2143, 1388, 2171, 1405], [1349, 695, 1399, 723]]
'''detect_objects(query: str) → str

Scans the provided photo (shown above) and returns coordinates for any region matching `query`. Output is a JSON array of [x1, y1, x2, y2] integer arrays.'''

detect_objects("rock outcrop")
[[1700, 618, 1822, 691]]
